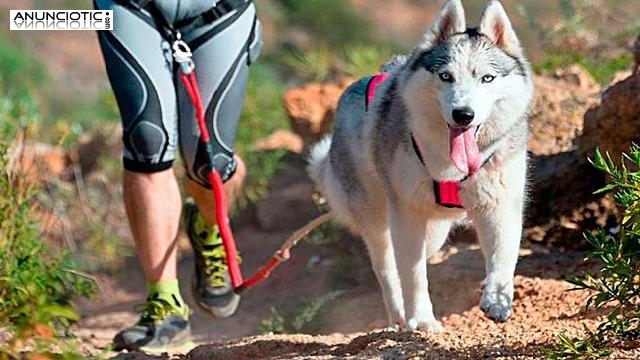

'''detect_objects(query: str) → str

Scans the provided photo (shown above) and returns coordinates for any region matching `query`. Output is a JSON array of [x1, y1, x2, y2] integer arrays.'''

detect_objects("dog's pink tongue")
[[449, 126, 481, 174]]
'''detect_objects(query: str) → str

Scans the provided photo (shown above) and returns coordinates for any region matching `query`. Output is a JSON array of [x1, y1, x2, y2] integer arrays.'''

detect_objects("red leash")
[[174, 35, 320, 293], [179, 70, 245, 289]]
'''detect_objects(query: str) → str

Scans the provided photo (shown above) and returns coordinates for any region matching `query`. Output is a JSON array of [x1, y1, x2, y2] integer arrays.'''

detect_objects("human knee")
[[122, 120, 175, 174], [123, 167, 176, 187]]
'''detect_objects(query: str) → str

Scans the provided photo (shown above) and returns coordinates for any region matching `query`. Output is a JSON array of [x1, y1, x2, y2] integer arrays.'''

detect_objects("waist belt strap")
[[115, 0, 251, 39], [174, 0, 251, 29]]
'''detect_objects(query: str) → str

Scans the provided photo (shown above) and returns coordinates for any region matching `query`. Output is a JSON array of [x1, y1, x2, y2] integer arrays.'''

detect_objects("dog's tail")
[[307, 136, 332, 189]]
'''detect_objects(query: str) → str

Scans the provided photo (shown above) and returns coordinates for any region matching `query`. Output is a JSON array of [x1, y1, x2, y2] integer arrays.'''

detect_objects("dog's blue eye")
[[482, 75, 495, 83], [438, 72, 453, 83]]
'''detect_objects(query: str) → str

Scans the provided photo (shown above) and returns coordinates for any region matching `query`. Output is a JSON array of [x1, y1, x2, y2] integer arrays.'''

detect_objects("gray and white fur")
[[309, 0, 533, 331]]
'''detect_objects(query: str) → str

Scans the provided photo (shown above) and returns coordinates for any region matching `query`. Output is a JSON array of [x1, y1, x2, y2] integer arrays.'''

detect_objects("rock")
[[553, 64, 601, 93], [580, 72, 640, 160], [8, 141, 71, 184], [72, 133, 107, 176], [525, 66, 608, 247], [526, 68, 640, 248], [609, 70, 633, 87], [7, 126, 122, 186], [525, 66, 605, 246], [254, 130, 304, 153], [283, 80, 353, 149], [528, 65, 600, 156]]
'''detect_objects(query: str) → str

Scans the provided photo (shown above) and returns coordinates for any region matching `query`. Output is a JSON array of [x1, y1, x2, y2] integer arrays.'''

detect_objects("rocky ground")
[[77, 228, 637, 360]]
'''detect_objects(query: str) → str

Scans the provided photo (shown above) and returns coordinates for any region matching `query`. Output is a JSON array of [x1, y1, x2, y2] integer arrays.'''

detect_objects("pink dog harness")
[[365, 73, 464, 209]]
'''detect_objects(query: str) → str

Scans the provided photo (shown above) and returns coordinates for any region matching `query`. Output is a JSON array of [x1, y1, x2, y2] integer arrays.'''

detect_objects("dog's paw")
[[480, 286, 513, 322], [383, 324, 400, 332], [382, 317, 405, 332], [406, 318, 445, 333], [388, 310, 406, 329]]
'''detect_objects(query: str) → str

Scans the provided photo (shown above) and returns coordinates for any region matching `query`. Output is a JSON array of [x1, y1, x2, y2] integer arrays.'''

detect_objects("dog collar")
[[411, 135, 464, 208], [365, 72, 468, 209], [412, 134, 497, 209]]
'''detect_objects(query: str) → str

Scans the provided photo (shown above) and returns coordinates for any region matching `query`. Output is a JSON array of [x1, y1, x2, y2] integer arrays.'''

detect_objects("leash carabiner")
[[172, 32, 195, 75]]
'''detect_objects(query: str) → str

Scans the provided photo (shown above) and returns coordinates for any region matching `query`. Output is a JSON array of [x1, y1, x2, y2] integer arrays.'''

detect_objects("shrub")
[[534, 52, 633, 85], [0, 97, 97, 357], [547, 145, 640, 358]]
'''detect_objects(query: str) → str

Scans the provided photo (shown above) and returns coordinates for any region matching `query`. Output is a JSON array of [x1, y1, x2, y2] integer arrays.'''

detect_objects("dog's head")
[[400, 0, 533, 174]]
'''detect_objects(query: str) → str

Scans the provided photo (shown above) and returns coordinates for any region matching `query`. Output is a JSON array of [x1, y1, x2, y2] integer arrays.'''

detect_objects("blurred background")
[[2, 0, 639, 146]]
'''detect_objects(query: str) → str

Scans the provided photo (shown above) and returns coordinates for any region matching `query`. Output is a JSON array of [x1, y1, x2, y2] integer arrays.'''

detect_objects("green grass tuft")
[[258, 290, 345, 334], [534, 52, 633, 85]]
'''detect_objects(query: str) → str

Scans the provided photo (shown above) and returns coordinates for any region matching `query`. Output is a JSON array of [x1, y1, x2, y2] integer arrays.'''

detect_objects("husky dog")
[[308, 0, 533, 332]]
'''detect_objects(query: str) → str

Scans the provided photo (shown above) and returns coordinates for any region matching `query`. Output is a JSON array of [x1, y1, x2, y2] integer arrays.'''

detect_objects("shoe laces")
[[199, 240, 231, 288], [189, 206, 241, 288], [137, 294, 181, 323]]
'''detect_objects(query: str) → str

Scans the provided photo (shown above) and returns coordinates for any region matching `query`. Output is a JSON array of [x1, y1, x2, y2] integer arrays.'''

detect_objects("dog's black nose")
[[452, 107, 475, 126]]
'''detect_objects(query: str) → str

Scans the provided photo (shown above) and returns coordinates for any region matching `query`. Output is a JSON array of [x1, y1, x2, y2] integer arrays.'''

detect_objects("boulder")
[[580, 72, 640, 160], [254, 130, 304, 154], [68, 126, 122, 176], [528, 67, 640, 247], [8, 141, 71, 184], [528, 65, 600, 156], [525, 66, 609, 247], [7, 126, 122, 186], [283, 80, 353, 149]]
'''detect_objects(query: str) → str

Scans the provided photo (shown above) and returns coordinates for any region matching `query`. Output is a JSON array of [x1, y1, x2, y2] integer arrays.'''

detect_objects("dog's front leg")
[[470, 152, 527, 322], [362, 229, 405, 328], [389, 207, 447, 333]]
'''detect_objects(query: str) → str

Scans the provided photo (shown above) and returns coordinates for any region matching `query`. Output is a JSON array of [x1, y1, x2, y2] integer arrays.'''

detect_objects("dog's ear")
[[479, 1, 521, 55], [420, 0, 466, 48]]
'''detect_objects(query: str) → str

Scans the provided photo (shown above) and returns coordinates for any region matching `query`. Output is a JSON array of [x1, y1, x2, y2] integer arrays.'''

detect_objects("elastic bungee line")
[[173, 31, 332, 293]]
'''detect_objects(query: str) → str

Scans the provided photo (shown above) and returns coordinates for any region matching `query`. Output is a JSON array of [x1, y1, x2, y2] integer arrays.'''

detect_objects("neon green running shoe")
[[183, 201, 241, 318], [113, 293, 192, 353]]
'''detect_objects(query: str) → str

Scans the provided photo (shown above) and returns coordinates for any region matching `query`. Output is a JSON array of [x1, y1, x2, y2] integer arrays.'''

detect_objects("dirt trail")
[[70, 154, 640, 359], [77, 232, 639, 359]]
